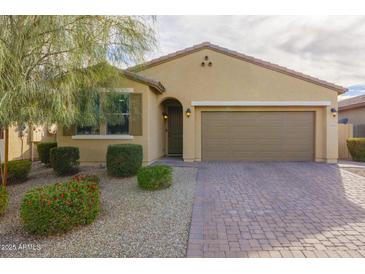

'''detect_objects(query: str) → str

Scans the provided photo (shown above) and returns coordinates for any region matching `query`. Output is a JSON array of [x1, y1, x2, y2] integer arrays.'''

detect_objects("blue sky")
[[149, 16, 365, 100]]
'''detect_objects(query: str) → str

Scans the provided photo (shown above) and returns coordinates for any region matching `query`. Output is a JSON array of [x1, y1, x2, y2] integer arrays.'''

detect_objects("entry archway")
[[160, 98, 183, 156]]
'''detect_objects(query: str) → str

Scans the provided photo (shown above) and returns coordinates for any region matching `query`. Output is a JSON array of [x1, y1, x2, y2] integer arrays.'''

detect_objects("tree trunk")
[[29, 123, 33, 161], [0, 144, 2, 188], [21, 136, 24, 160], [2, 128, 9, 188]]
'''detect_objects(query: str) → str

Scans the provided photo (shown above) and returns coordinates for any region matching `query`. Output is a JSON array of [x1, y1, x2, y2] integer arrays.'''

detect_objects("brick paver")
[[187, 162, 365, 258]]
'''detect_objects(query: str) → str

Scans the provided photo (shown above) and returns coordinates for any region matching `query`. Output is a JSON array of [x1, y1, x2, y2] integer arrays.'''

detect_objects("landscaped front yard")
[[0, 162, 197, 257]]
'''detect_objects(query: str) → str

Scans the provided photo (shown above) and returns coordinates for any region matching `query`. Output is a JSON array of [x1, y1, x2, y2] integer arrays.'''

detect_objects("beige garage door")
[[201, 111, 314, 161]]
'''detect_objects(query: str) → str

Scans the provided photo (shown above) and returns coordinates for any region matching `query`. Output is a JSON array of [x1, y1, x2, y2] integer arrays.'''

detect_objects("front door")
[[167, 106, 183, 155]]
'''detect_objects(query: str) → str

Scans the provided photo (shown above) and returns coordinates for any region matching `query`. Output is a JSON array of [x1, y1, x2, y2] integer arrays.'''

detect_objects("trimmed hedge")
[[0, 186, 8, 216], [20, 175, 100, 235], [347, 138, 365, 162], [50, 146, 79, 176], [37, 142, 57, 166], [137, 165, 172, 190], [106, 144, 142, 177], [1, 160, 32, 184]]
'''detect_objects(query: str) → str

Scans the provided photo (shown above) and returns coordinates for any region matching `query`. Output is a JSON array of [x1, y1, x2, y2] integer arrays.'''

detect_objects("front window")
[[104, 92, 130, 135], [75, 91, 132, 136], [76, 92, 100, 135], [76, 125, 100, 135]]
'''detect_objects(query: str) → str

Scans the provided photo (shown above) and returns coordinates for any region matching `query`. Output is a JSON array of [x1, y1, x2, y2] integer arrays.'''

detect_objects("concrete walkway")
[[337, 160, 365, 169]]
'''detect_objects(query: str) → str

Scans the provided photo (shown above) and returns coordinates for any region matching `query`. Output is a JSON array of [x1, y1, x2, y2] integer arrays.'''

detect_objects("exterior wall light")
[[185, 108, 191, 118], [330, 108, 337, 117], [162, 112, 168, 120]]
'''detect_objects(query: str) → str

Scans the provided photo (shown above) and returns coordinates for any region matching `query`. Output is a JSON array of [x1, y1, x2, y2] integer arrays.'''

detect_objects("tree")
[[0, 16, 156, 187]]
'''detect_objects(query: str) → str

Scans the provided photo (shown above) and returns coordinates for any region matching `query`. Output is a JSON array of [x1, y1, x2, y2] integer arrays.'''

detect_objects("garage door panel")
[[201, 111, 314, 161]]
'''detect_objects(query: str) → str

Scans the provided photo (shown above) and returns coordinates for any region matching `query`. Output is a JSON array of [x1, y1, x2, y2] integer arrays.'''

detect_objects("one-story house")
[[339, 94, 365, 137], [0, 125, 56, 161], [57, 42, 347, 164]]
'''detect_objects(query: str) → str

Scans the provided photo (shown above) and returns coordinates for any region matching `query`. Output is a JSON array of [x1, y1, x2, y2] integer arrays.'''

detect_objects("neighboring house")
[[339, 94, 365, 137], [0, 125, 56, 161], [57, 42, 346, 164]]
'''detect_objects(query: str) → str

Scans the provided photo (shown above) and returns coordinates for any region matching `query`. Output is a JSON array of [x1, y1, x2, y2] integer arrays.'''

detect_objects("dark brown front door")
[[167, 106, 183, 155]]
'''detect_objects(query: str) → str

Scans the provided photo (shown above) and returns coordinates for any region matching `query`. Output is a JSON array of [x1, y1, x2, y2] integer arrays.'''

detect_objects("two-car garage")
[[201, 111, 315, 161]]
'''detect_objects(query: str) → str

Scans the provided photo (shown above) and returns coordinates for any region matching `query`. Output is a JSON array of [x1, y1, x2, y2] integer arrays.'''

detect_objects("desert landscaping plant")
[[1, 160, 32, 184], [137, 165, 172, 190], [20, 175, 100, 235], [106, 144, 143, 177], [0, 186, 8, 216], [50, 147, 80, 176], [37, 142, 57, 166], [347, 138, 365, 162], [0, 15, 156, 187]]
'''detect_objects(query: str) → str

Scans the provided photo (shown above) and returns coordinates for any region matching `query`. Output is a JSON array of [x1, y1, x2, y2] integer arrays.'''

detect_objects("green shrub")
[[1, 160, 32, 184], [37, 142, 57, 166], [347, 138, 365, 162], [20, 175, 100, 235], [137, 165, 172, 190], [106, 144, 143, 177], [0, 186, 8, 216], [50, 146, 79, 176]]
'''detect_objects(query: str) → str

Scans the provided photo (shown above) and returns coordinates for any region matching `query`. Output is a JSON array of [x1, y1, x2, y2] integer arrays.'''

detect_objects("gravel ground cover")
[[0, 162, 197, 257]]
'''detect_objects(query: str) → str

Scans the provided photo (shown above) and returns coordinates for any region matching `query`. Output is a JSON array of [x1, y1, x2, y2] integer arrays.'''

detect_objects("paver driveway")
[[187, 162, 365, 258]]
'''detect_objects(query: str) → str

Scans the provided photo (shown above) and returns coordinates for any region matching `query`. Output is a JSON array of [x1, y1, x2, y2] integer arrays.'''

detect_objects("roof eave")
[[122, 70, 165, 94], [339, 102, 365, 111]]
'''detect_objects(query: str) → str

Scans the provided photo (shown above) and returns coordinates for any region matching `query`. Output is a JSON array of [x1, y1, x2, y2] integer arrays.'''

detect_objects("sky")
[[149, 16, 365, 100]]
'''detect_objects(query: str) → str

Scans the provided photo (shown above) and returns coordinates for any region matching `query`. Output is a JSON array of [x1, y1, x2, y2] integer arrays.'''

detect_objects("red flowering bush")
[[20, 175, 100, 236], [71, 174, 99, 184]]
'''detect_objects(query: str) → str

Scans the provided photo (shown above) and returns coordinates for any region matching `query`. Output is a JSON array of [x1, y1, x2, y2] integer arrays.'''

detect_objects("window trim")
[[100, 88, 134, 93], [72, 134, 134, 140]]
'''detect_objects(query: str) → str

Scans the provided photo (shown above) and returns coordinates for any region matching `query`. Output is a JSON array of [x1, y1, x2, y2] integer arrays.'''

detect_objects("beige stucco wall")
[[140, 48, 339, 163], [2, 125, 56, 161], [339, 107, 365, 125], [148, 92, 166, 162], [57, 79, 153, 165], [8, 126, 31, 160]]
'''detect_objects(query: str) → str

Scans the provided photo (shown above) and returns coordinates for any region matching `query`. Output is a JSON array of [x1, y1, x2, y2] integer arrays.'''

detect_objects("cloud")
[[338, 85, 365, 101], [149, 16, 365, 90]]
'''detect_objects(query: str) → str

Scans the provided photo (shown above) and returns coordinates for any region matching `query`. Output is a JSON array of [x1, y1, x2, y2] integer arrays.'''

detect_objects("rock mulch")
[[0, 162, 197, 257]]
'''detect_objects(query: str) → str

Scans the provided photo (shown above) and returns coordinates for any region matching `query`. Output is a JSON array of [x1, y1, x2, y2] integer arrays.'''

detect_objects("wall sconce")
[[330, 108, 337, 117], [208, 61, 212, 67], [162, 112, 168, 120], [204, 56, 209, 61], [185, 108, 191, 118], [201, 62, 205, 67]]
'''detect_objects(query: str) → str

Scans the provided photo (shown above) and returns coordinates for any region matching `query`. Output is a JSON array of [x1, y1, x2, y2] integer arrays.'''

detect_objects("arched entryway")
[[160, 98, 183, 157]]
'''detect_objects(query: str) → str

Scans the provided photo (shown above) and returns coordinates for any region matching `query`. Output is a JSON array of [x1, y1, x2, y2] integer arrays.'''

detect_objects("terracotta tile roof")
[[339, 94, 365, 110], [123, 70, 165, 93], [128, 42, 347, 93]]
